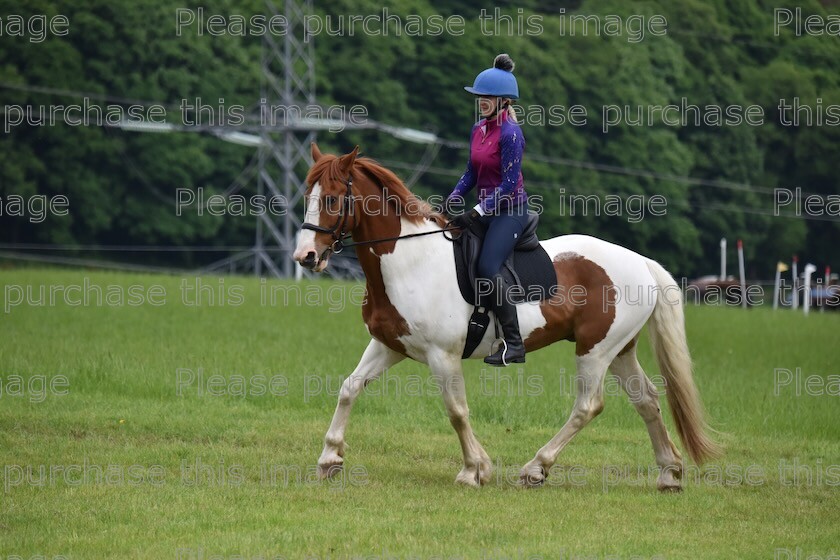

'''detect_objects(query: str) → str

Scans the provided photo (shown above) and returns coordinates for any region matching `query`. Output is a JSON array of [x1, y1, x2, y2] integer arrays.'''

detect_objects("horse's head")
[[294, 143, 360, 272]]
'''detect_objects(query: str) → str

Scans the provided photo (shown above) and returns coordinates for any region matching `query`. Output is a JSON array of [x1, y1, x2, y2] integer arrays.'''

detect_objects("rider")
[[446, 53, 529, 366]]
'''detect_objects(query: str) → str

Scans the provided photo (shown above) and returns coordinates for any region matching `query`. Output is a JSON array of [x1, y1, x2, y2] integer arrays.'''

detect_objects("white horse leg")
[[318, 339, 405, 478], [427, 350, 492, 487], [520, 352, 610, 486], [610, 347, 683, 491]]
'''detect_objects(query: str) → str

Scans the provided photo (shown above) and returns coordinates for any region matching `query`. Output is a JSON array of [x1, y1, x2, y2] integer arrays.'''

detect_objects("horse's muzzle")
[[296, 250, 330, 273], [299, 251, 318, 270]]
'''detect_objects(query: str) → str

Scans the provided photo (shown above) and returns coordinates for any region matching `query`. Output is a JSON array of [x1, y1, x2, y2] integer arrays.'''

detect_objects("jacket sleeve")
[[446, 124, 479, 203], [479, 126, 524, 214]]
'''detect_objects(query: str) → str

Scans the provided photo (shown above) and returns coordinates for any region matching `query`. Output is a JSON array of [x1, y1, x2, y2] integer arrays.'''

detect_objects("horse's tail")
[[645, 259, 723, 464]]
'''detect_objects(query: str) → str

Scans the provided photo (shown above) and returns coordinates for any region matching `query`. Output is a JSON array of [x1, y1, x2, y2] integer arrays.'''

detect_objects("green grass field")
[[1, 268, 838, 559]]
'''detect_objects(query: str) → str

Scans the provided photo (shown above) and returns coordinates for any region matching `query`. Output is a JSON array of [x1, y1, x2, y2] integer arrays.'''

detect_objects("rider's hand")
[[451, 208, 480, 229]]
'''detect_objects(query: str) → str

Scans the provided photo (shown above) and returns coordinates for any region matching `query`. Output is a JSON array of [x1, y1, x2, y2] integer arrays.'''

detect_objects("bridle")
[[300, 174, 461, 257], [300, 176, 356, 254]]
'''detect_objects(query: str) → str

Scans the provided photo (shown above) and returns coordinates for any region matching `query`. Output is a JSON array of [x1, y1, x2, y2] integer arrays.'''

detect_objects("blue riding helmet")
[[464, 54, 519, 99]]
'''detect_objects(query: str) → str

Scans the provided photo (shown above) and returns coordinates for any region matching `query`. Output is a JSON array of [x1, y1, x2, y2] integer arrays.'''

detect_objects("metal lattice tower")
[[204, 0, 362, 279], [254, 0, 314, 277]]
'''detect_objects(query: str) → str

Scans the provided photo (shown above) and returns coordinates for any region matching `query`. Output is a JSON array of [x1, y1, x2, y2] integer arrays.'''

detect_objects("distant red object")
[[685, 276, 749, 306]]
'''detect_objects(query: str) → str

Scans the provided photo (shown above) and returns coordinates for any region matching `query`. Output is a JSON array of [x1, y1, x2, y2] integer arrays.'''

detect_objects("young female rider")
[[446, 53, 529, 366]]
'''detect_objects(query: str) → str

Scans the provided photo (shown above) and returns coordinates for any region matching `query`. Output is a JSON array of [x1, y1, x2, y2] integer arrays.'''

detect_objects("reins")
[[329, 224, 461, 254], [300, 174, 462, 255]]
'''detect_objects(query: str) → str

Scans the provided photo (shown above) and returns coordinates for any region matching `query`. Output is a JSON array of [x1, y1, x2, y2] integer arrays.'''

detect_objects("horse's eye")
[[325, 196, 338, 207]]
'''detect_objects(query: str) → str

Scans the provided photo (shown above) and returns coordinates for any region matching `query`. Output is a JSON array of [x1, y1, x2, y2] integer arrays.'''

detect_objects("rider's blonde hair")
[[503, 98, 518, 123]]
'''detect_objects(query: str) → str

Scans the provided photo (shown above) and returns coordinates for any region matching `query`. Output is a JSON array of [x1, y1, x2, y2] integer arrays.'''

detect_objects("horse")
[[293, 143, 722, 490]]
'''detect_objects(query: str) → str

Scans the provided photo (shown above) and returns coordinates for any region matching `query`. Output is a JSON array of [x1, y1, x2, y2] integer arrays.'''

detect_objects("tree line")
[[1, 0, 838, 278]]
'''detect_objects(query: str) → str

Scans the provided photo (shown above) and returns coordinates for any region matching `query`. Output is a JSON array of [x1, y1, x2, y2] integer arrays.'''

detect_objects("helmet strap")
[[490, 98, 508, 121]]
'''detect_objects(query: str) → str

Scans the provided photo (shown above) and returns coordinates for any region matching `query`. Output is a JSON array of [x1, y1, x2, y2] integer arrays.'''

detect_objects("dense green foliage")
[[1, 0, 838, 277]]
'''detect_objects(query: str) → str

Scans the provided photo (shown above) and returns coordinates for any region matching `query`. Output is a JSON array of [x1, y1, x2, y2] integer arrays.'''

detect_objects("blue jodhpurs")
[[475, 202, 530, 281]]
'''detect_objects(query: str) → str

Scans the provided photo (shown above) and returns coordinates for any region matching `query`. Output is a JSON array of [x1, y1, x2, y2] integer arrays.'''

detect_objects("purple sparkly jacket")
[[446, 110, 527, 214]]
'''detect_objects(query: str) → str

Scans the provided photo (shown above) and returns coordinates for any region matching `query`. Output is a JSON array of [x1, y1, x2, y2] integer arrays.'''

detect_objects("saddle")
[[452, 211, 557, 306], [451, 211, 558, 358]]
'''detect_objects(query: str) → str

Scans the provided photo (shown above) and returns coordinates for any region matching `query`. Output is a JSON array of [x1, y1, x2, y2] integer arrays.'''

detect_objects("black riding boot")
[[484, 274, 526, 366]]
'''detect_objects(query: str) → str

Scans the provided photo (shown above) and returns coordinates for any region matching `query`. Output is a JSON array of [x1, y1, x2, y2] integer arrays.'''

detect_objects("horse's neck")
[[353, 216, 450, 293]]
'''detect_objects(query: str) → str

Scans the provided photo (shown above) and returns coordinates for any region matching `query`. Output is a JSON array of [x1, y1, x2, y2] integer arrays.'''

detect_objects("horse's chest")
[[360, 288, 411, 353]]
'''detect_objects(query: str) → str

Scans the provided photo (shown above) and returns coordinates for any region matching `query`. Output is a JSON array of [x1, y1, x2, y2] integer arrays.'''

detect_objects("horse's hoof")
[[519, 466, 546, 488], [318, 460, 344, 479], [656, 464, 683, 492], [455, 471, 482, 488], [454, 456, 493, 487]]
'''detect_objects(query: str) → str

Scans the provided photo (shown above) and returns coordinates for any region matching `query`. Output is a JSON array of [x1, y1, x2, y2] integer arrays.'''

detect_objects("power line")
[[0, 81, 181, 110], [381, 159, 840, 223], [3, 79, 812, 199], [3, 80, 835, 222], [525, 153, 785, 196]]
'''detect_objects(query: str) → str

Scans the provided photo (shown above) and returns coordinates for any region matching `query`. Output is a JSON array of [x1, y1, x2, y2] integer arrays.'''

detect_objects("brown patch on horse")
[[359, 269, 411, 355], [524, 252, 617, 356], [350, 163, 410, 355], [354, 157, 449, 228]]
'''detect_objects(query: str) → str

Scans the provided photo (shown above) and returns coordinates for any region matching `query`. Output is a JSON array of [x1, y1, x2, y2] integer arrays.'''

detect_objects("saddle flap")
[[515, 212, 540, 251]]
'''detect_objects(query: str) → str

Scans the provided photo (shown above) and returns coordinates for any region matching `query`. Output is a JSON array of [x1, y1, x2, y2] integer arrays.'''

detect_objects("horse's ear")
[[338, 145, 360, 173], [311, 142, 323, 162]]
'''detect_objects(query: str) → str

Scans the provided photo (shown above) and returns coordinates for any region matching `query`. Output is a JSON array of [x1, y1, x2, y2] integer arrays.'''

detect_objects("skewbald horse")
[[293, 144, 721, 490]]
